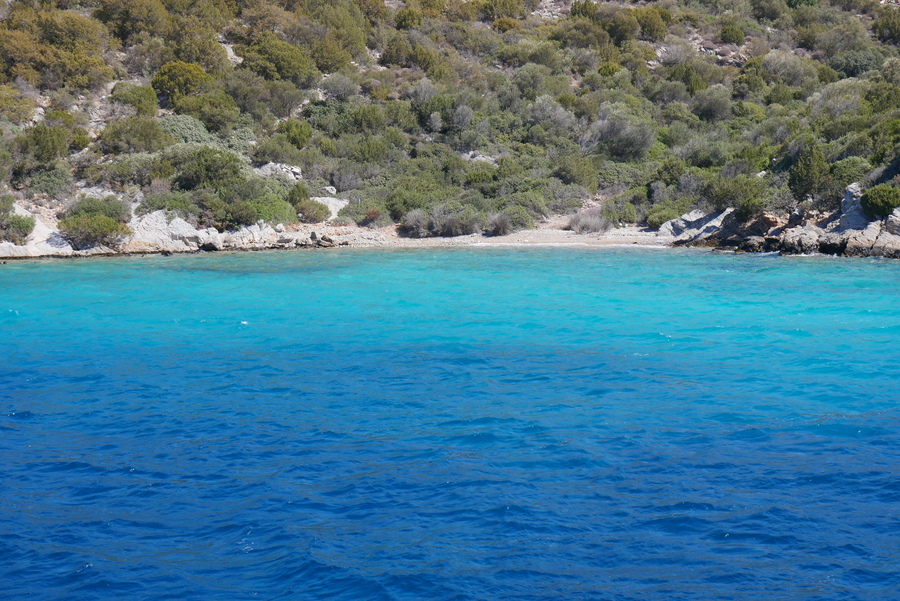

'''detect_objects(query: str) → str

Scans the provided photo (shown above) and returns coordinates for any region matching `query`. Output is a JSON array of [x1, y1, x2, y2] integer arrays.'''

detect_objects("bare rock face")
[[844, 221, 883, 257], [311, 197, 349, 220], [781, 224, 824, 254], [668, 209, 735, 245], [123, 211, 196, 253], [253, 162, 303, 182], [839, 182, 869, 231], [657, 209, 707, 239], [884, 207, 900, 236]]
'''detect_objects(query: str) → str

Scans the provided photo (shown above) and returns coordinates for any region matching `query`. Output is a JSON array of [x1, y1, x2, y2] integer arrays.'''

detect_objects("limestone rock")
[[253, 162, 303, 182], [122, 211, 195, 253], [839, 182, 869, 231], [818, 231, 848, 256], [884, 207, 900, 236], [311, 197, 349, 220], [781, 224, 822, 254], [844, 221, 882, 257], [657, 209, 708, 238], [672, 209, 735, 245], [871, 229, 900, 258]]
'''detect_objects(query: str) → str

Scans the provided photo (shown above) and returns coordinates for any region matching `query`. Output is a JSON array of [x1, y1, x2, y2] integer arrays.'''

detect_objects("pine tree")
[[788, 144, 830, 202]]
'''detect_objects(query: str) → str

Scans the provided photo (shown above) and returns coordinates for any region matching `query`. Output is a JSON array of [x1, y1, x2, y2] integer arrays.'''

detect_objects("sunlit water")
[[1, 248, 899, 600]]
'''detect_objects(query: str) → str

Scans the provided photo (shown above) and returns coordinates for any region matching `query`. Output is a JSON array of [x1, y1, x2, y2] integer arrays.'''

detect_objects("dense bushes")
[[0, 0, 897, 240], [861, 184, 900, 219], [0, 194, 35, 245], [58, 196, 131, 248]]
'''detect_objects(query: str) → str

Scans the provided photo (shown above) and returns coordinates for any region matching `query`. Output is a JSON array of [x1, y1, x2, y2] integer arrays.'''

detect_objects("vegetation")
[[58, 195, 131, 248], [0, 193, 35, 244], [0, 0, 898, 238]]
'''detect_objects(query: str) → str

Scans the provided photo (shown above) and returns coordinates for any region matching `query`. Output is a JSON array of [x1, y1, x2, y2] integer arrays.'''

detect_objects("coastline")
[[5, 181, 900, 261]]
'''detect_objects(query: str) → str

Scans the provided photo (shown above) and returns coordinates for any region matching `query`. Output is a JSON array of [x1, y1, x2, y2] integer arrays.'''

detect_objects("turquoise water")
[[1, 248, 899, 600]]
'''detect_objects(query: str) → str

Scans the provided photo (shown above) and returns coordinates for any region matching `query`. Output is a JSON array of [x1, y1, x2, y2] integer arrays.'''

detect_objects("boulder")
[[871, 229, 900, 258], [253, 162, 303, 182], [781, 224, 822, 254], [673, 209, 735, 245], [839, 182, 869, 231], [844, 221, 882, 257], [657, 209, 707, 238], [122, 211, 195, 253], [884, 207, 900, 236], [818, 231, 848, 256]]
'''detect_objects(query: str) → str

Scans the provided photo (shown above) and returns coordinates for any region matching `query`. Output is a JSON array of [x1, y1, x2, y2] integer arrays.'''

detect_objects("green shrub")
[[67, 195, 132, 222], [159, 114, 217, 145], [0, 213, 35, 245], [58, 214, 130, 249], [396, 8, 423, 29], [174, 147, 245, 190], [16, 124, 69, 163], [110, 83, 158, 116], [861, 184, 900, 219], [429, 201, 483, 236], [487, 205, 534, 235], [151, 61, 210, 101], [247, 196, 297, 225], [138, 191, 199, 218], [830, 157, 872, 186], [295, 197, 330, 223], [28, 162, 73, 198], [719, 25, 745, 45], [278, 119, 313, 149], [100, 116, 175, 154], [287, 182, 310, 206], [569, 209, 611, 233], [236, 32, 321, 89], [253, 134, 303, 165]]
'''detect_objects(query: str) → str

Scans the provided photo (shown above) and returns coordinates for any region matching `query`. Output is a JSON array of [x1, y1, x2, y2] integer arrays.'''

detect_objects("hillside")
[[0, 0, 899, 255]]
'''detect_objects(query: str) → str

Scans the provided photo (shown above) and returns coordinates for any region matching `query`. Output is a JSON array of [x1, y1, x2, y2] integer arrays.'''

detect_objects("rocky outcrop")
[[253, 162, 303, 182], [656, 182, 900, 258], [839, 182, 868, 231]]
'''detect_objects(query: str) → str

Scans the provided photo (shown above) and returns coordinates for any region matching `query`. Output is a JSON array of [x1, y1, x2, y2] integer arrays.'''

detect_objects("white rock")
[[311, 197, 349, 220], [884, 207, 900, 236], [839, 182, 869, 231], [253, 162, 303, 182]]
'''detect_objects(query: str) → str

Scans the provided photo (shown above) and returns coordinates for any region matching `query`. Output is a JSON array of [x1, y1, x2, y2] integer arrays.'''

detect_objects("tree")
[[788, 144, 830, 202]]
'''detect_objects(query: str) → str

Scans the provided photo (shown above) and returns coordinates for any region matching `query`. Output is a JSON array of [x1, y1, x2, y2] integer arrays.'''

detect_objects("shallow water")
[[1, 248, 899, 600]]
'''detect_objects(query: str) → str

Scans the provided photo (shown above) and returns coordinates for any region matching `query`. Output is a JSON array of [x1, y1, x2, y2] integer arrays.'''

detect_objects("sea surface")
[[1, 248, 899, 600]]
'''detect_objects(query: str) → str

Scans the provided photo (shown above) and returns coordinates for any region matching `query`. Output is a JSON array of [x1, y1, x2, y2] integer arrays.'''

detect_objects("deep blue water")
[[1, 248, 899, 600]]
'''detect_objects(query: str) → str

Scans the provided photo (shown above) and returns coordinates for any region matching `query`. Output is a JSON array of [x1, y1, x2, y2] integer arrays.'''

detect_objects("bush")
[[237, 32, 321, 89], [429, 201, 483, 236], [487, 205, 534, 235], [138, 191, 198, 218], [58, 214, 130, 249], [287, 182, 311, 207], [100, 116, 175, 154], [401, 208, 429, 237], [151, 61, 210, 102], [28, 162, 73, 198], [295, 197, 330, 223], [159, 114, 218, 145], [278, 119, 313, 149], [0, 213, 35, 245], [719, 25, 745, 45], [67, 195, 132, 222], [174, 147, 245, 190], [110, 83, 158, 116], [861, 184, 900, 219], [569, 209, 611, 233]]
